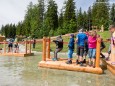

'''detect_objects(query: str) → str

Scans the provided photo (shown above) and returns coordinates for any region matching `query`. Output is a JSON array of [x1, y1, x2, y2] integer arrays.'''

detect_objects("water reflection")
[[0, 54, 115, 86]]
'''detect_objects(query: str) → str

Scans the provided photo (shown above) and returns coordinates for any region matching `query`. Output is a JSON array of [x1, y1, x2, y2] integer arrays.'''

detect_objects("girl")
[[88, 31, 97, 67]]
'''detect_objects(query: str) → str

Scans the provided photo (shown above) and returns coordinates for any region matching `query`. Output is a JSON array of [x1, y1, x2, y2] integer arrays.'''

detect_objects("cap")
[[70, 34, 74, 37]]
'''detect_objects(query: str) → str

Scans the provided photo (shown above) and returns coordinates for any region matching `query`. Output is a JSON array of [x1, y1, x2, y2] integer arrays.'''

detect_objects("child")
[[14, 36, 19, 53], [88, 31, 97, 67], [14, 42, 19, 53], [52, 35, 63, 61], [97, 34, 106, 58], [76, 29, 87, 66], [66, 34, 75, 64]]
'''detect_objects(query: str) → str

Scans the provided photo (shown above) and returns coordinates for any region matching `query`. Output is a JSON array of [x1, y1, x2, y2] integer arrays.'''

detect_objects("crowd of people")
[[52, 24, 115, 68]]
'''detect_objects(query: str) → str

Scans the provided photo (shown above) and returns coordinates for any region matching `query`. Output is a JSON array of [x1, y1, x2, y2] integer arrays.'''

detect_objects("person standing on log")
[[76, 29, 88, 66], [52, 35, 63, 61]]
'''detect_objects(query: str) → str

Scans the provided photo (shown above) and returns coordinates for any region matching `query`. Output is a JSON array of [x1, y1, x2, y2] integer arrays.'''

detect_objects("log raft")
[[38, 37, 103, 74]]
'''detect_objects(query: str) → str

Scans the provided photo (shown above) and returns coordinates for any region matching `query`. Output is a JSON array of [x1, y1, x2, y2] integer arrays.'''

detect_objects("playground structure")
[[0, 40, 34, 57], [38, 37, 103, 74]]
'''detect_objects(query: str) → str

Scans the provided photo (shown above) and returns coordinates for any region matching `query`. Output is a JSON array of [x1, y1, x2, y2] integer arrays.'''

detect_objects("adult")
[[109, 25, 115, 64], [76, 29, 88, 66], [14, 36, 19, 53], [8, 38, 14, 52], [52, 35, 63, 61], [33, 38, 36, 49]]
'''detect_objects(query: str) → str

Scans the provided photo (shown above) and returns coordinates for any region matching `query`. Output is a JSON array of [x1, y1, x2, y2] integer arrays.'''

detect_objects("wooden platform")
[[38, 59, 103, 74], [0, 53, 34, 57], [101, 59, 115, 75]]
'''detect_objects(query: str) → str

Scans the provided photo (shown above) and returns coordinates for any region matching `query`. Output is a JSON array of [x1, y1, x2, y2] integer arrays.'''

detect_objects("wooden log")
[[29, 39, 31, 54], [38, 61, 103, 74], [47, 37, 50, 59], [42, 37, 46, 61], [4, 40, 6, 53], [25, 40, 27, 54], [95, 38, 101, 68]]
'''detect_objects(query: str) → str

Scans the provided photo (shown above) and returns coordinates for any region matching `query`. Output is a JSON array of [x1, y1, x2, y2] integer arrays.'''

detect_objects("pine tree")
[[58, 9, 64, 28], [92, 0, 109, 29], [63, 0, 77, 32], [77, 8, 83, 28], [87, 6, 92, 30], [110, 3, 115, 24], [44, 0, 58, 36]]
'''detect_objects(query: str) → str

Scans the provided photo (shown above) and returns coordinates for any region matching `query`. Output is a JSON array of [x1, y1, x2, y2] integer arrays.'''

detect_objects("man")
[[76, 29, 88, 66], [109, 24, 115, 64], [52, 35, 63, 61]]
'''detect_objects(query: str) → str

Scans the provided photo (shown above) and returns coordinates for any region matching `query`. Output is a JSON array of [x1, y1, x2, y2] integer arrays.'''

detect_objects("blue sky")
[[0, 0, 115, 28]]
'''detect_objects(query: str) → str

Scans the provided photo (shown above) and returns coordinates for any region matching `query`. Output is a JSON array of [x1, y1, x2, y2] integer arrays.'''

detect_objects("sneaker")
[[52, 58, 58, 61], [83, 59, 86, 63], [80, 62, 83, 66], [66, 60, 72, 64], [76, 60, 80, 64]]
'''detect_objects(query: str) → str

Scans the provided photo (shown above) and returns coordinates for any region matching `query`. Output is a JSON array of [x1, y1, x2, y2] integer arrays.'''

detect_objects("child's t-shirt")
[[88, 36, 97, 49]]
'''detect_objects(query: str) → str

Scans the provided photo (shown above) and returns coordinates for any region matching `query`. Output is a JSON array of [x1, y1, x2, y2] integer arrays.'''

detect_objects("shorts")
[[8, 44, 13, 48], [88, 48, 96, 58], [68, 50, 73, 59], [14, 44, 19, 48], [77, 46, 84, 57]]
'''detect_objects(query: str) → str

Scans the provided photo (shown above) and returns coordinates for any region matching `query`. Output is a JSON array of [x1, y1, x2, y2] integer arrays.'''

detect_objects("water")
[[0, 53, 115, 86]]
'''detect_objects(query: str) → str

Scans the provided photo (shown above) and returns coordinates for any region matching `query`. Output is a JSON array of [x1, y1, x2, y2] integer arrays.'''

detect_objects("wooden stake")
[[47, 37, 50, 59], [4, 40, 6, 53], [42, 37, 46, 61], [95, 38, 101, 68], [25, 40, 27, 54], [29, 39, 31, 54]]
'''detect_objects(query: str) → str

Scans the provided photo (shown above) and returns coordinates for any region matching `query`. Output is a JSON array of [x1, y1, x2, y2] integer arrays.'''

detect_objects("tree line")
[[0, 0, 115, 38]]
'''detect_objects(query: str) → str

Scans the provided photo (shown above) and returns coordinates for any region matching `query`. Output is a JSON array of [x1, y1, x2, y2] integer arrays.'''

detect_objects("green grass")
[[32, 31, 111, 52]]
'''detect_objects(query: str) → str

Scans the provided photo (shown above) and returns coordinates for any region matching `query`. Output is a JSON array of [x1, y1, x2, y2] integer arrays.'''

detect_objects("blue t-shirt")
[[76, 33, 87, 46]]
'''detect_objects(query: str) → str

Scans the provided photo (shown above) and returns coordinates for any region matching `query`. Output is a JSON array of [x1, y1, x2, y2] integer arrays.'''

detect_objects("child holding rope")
[[66, 34, 75, 64]]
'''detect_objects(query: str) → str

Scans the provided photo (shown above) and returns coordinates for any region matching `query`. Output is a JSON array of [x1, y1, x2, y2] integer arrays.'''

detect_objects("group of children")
[[52, 29, 106, 68], [8, 37, 19, 53]]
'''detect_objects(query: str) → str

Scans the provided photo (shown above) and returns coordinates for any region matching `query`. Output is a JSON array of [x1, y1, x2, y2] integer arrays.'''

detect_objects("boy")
[[66, 34, 75, 64], [76, 29, 88, 66], [52, 35, 63, 61]]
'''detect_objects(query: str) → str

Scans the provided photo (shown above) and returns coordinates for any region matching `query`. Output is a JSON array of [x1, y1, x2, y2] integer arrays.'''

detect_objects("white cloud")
[[0, 0, 65, 28], [1, 0, 114, 28]]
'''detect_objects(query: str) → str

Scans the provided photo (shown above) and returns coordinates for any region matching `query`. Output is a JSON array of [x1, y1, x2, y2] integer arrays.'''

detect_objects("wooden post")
[[25, 40, 27, 54], [29, 39, 31, 54], [95, 38, 101, 68], [4, 40, 6, 53], [42, 37, 46, 61], [47, 37, 50, 59]]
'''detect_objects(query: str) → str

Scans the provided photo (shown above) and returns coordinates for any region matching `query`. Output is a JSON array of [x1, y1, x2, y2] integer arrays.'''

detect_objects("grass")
[[32, 31, 111, 52]]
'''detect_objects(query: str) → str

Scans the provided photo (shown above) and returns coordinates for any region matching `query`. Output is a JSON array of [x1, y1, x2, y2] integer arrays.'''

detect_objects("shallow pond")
[[0, 53, 115, 86]]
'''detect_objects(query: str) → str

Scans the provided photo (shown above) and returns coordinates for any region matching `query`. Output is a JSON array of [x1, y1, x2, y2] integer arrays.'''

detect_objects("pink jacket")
[[88, 36, 97, 48]]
